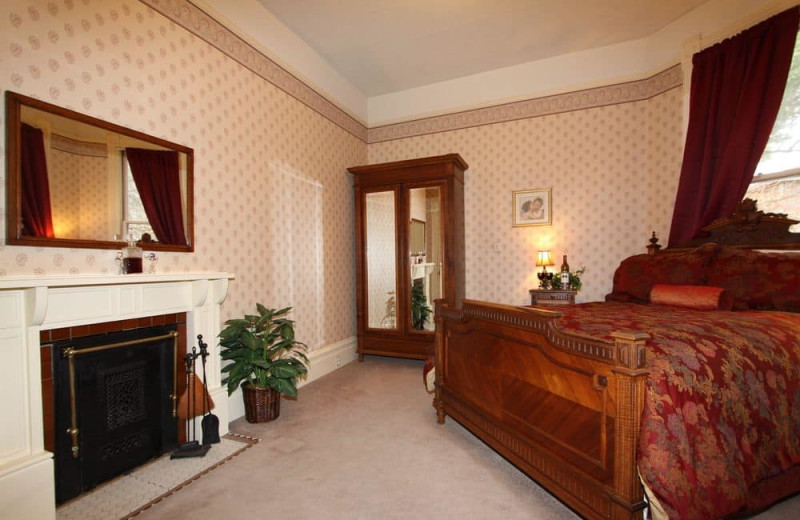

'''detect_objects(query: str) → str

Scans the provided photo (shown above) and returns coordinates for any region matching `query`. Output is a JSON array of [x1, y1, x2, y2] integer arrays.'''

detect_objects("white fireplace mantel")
[[0, 272, 233, 520]]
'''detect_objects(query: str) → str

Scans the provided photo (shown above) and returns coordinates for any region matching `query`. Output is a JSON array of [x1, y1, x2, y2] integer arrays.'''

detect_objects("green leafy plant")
[[411, 282, 432, 330], [550, 266, 586, 291], [219, 304, 309, 398]]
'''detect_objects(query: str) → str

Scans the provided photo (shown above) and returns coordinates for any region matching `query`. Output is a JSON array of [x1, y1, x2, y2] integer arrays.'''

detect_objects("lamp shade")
[[535, 250, 554, 267]]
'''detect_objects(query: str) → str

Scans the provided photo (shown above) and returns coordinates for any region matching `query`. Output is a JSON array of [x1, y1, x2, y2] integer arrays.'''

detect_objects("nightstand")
[[529, 289, 577, 306]]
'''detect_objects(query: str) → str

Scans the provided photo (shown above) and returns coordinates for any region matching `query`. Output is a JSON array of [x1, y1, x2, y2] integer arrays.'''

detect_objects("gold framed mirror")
[[5, 91, 194, 252]]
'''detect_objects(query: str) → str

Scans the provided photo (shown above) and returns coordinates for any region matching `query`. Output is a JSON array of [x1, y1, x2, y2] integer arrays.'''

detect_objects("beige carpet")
[[129, 357, 799, 520]]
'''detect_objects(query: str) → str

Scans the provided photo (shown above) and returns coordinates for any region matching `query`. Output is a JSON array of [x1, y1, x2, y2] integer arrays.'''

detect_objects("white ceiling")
[[256, 0, 711, 97]]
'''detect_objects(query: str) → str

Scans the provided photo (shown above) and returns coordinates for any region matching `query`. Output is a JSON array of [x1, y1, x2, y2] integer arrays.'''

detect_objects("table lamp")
[[536, 250, 554, 288]]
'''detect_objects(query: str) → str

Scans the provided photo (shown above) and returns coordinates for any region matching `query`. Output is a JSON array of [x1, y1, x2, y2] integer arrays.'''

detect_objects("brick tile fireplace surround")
[[0, 272, 232, 520]]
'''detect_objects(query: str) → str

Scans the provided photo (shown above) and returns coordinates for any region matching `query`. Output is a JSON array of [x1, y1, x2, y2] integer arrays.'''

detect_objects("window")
[[122, 153, 155, 241], [745, 34, 800, 229]]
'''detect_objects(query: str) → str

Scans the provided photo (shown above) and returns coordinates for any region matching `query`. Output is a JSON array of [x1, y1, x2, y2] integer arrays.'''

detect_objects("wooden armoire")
[[348, 154, 467, 360]]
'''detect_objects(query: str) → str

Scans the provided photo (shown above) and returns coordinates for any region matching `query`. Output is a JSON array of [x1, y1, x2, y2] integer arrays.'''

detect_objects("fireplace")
[[0, 272, 232, 520], [48, 324, 180, 504]]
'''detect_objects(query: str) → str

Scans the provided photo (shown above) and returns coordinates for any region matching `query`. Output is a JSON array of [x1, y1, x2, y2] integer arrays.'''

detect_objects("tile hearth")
[[57, 436, 255, 520]]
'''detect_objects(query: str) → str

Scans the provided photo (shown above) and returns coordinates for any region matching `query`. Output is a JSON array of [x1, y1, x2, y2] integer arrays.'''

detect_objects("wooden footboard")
[[435, 300, 649, 520]]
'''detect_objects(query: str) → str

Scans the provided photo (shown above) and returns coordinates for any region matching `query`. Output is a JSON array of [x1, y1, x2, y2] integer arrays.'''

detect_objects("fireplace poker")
[[199, 335, 220, 444]]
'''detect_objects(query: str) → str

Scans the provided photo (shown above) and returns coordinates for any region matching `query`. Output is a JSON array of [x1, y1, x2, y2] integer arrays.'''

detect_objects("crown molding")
[[366, 65, 683, 144], [141, 0, 682, 145]]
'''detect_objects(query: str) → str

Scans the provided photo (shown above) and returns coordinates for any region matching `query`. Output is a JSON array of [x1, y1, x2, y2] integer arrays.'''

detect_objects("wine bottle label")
[[560, 254, 570, 287]]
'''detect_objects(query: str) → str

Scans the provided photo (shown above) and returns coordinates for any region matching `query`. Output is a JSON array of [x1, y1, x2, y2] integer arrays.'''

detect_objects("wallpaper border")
[[140, 0, 682, 145], [366, 65, 683, 143], [140, 0, 369, 141]]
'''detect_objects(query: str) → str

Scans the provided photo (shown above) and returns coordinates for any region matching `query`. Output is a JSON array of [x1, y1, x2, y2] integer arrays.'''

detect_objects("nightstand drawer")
[[529, 289, 576, 306]]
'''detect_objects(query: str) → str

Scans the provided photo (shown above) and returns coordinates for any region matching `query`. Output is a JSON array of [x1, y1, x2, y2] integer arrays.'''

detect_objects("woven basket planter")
[[242, 383, 281, 423]]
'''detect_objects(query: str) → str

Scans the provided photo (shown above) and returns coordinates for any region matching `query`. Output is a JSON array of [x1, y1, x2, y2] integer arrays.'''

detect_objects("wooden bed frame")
[[433, 200, 800, 520], [435, 301, 649, 520]]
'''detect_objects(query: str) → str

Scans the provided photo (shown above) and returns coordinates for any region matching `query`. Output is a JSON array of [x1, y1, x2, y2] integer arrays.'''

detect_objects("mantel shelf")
[[0, 271, 234, 290], [411, 262, 435, 279]]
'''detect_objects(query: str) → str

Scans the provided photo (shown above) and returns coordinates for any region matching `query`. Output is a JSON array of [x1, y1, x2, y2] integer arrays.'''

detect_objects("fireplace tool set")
[[171, 335, 220, 458]]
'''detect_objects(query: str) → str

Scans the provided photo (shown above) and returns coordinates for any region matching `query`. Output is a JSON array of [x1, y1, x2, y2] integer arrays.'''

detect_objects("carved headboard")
[[650, 199, 800, 253], [611, 200, 800, 311]]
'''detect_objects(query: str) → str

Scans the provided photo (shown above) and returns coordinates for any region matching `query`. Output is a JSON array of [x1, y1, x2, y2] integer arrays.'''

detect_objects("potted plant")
[[219, 304, 309, 423], [550, 266, 586, 291], [411, 282, 432, 330]]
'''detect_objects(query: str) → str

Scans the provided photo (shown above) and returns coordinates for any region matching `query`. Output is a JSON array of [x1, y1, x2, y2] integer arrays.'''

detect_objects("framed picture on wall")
[[512, 188, 552, 227]]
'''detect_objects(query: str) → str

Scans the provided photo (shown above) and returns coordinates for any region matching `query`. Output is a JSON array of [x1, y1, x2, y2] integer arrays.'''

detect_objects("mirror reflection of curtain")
[[20, 123, 55, 238], [125, 148, 186, 245]]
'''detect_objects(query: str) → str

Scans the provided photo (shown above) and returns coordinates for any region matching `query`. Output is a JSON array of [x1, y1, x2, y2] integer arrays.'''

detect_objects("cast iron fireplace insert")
[[51, 324, 179, 504]]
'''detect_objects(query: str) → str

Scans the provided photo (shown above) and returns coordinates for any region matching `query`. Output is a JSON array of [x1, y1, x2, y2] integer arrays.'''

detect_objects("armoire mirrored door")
[[364, 189, 398, 330], [408, 186, 443, 333], [350, 154, 467, 361]]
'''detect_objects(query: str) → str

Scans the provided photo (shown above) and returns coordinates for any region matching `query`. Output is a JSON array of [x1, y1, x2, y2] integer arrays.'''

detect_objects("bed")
[[431, 201, 800, 520]]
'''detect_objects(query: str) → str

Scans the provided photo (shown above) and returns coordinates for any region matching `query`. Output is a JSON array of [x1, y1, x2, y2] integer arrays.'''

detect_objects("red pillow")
[[609, 244, 716, 302], [705, 247, 800, 311], [650, 284, 734, 311]]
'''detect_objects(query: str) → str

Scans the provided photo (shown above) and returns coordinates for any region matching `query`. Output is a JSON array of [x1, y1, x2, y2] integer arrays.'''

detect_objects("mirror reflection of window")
[[122, 153, 156, 241]]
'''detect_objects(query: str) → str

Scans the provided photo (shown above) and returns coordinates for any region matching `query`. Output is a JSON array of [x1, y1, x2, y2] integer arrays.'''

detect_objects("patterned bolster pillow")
[[650, 284, 734, 311]]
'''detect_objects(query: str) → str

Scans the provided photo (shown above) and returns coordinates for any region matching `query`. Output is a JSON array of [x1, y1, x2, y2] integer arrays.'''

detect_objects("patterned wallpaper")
[[0, 0, 688, 347], [0, 0, 365, 347], [368, 87, 686, 305]]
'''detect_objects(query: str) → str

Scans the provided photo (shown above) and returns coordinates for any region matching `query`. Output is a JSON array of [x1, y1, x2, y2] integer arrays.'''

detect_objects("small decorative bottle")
[[560, 253, 570, 288], [121, 236, 143, 274]]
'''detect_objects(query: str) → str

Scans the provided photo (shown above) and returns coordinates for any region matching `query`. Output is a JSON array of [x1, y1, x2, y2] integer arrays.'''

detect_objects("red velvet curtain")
[[125, 148, 187, 245], [668, 7, 799, 247], [21, 123, 55, 238]]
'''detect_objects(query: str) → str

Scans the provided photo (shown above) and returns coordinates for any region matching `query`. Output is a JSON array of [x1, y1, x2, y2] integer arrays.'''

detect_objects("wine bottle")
[[560, 254, 570, 288]]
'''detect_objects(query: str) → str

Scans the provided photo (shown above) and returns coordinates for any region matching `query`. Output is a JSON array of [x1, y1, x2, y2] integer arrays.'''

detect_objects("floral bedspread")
[[551, 302, 800, 520]]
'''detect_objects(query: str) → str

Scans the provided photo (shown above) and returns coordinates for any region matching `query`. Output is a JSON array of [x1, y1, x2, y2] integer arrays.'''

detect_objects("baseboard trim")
[[300, 336, 358, 387], [226, 336, 357, 422]]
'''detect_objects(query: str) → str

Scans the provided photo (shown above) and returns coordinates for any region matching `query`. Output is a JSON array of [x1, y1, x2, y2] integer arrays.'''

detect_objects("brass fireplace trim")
[[62, 331, 179, 459]]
